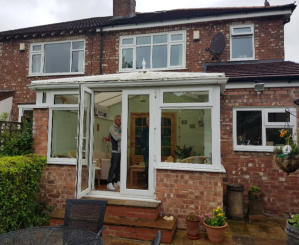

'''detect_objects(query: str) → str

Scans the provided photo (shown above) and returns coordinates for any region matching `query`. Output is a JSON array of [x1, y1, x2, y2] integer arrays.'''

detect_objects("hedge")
[[0, 154, 50, 233]]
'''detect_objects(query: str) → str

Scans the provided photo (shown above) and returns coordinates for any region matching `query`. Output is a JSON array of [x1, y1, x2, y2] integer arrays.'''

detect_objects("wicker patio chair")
[[64, 199, 107, 238], [151, 230, 161, 245]]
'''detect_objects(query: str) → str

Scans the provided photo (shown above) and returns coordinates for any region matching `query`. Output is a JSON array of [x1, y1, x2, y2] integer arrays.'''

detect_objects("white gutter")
[[97, 10, 292, 32]]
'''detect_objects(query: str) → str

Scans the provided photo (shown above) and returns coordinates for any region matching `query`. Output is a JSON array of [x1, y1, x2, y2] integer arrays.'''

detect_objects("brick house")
[[1, 0, 299, 242]]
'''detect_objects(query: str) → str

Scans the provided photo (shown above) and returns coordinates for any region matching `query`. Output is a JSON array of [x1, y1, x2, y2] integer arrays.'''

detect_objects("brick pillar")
[[33, 108, 49, 156], [113, 0, 136, 17]]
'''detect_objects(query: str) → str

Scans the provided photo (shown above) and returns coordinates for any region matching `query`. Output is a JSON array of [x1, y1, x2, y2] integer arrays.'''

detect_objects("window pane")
[[51, 110, 78, 158], [32, 54, 41, 73], [122, 38, 134, 45], [152, 45, 167, 68], [268, 112, 290, 123], [44, 42, 71, 73], [266, 128, 293, 146], [171, 34, 183, 41], [54, 94, 78, 104], [233, 27, 252, 34], [170, 44, 183, 66], [153, 34, 167, 44], [164, 91, 208, 103], [136, 46, 150, 69], [161, 109, 212, 164], [72, 41, 84, 49], [232, 36, 253, 59], [237, 111, 262, 145], [71, 50, 84, 72], [122, 48, 133, 68], [136, 36, 151, 45], [32, 45, 41, 51]]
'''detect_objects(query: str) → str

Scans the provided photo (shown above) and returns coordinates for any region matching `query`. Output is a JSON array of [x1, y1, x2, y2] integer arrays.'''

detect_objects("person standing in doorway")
[[107, 115, 121, 191]]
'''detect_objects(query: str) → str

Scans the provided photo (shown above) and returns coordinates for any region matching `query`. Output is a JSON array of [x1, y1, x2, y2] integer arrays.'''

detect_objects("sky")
[[0, 0, 298, 62]]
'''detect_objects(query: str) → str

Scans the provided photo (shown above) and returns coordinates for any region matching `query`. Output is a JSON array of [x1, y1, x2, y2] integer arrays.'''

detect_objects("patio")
[[102, 217, 287, 245]]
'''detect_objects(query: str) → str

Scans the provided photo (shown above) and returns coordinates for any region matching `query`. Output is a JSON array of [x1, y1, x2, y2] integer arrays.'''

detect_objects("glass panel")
[[122, 38, 134, 45], [161, 109, 212, 164], [32, 45, 41, 51], [54, 94, 78, 104], [136, 36, 151, 45], [152, 45, 167, 68], [153, 34, 167, 44], [170, 44, 182, 66], [32, 54, 41, 73], [171, 34, 183, 41], [231, 36, 253, 59], [122, 48, 133, 68], [136, 46, 150, 69], [233, 27, 252, 34], [81, 92, 92, 191], [51, 110, 78, 158], [72, 41, 84, 49], [163, 91, 209, 103], [266, 128, 293, 146], [237, 111, 262, 145], [127, 95, 149, 190], [44, 42, 71, 73], [71, 50, 84, 72], [268, 112, 290, 123], [21, 110, 33, 124]]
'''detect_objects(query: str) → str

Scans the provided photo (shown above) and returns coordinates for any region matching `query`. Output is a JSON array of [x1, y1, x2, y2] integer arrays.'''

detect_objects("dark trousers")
[[107, 153, 121, 184]]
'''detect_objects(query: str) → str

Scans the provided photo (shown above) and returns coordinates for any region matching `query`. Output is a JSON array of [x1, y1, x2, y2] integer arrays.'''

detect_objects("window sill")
[[47, 158, 77, 165], [229, 57, 255, 62], [28, 72, 85, 78], [234, 146, 275, 152], [119, 67, 187, 73], [155, 162, 226, 173]]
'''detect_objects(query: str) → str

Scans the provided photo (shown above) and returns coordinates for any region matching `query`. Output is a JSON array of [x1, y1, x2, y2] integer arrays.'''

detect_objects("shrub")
[[249, 185, 260, 192], [204, 207, 227, 227], [0, 154, 51, 233], [0, 122, 33, 156]]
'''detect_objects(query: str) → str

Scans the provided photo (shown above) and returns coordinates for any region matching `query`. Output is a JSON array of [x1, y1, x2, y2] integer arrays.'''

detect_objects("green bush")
[[0, 122, 33, 156], [0, 154, 51, 233]]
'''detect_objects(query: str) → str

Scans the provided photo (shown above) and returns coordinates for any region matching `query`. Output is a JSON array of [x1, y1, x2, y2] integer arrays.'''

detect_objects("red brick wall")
[[221, 87, 299, 216], [156, 170, 224, 228]]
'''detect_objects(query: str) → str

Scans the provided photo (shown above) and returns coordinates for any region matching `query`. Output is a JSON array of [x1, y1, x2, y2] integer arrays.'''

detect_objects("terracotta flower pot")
[[204, 222, 227, 243], [186, 219, 200, 240]]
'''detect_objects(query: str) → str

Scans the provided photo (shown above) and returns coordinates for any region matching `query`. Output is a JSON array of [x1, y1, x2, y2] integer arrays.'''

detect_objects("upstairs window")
[[120, 31, 186, 71], [230, 25, 254, 60], [30, 40, 85, 76]]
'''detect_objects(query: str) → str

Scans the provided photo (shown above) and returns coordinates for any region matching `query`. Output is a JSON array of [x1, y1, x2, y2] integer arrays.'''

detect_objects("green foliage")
[[0, 155, 51, 234], [274, 129, 299, 158], [0, 122, 33, 156], [288, 214, 299, 229], [0, 112, 9, 121], [186, 213, 200, 221], [205, 207, 227, 227], [175, 145, 193, 159], [249, 185, 260, 192]]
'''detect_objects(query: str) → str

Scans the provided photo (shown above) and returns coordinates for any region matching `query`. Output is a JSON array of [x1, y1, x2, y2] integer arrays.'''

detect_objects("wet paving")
[[103, 217, 287, 245]]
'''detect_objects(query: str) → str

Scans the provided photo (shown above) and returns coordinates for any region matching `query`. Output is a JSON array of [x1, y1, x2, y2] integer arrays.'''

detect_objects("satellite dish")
[[206, 33, 226, 60]]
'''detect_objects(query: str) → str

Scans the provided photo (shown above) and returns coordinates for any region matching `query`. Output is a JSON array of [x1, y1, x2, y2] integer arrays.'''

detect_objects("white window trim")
[[155, 86, 224, 172], [47, 91, 79, 165], [18, 105, 34, 122], [29, 40, 85, 77], [119, 30, 186, 72], [233, 107, 297, 152], [230, 24, 255, 61]]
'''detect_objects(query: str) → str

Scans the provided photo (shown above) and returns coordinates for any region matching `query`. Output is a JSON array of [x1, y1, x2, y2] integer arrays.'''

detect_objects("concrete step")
[[103, 215, 177, 243]]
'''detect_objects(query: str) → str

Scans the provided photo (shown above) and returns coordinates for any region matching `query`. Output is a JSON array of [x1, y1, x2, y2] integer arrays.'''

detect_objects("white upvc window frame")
[[230, 24, 255, 61], [119, 30, 186, 72], [155, 86, 224, 172], [29, 39, 85, 76], [233, 107, 297, 152], [47, 90, 79, 165]]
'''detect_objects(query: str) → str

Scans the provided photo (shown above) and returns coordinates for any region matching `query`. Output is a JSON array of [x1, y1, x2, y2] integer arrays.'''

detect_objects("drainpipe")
[[99, 27, 104, 75]]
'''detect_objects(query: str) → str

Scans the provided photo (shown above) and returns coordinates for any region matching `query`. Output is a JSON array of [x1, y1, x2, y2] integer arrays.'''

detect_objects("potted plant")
[[248, 185, 264, 217], [186, 213, 200, 240], [285, 214, 299, 245], [274, 129, 299, 174], [203, 207, 227, 243], [175, 145, 193, 162]]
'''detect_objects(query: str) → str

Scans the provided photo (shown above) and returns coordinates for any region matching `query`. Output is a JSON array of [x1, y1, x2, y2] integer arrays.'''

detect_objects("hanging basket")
[[273, 154, 299, 174]]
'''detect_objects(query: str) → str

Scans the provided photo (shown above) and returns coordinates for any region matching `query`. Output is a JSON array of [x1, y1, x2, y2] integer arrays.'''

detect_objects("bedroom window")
[[120, 31, 186, 71], [30, 40, 85, 75]]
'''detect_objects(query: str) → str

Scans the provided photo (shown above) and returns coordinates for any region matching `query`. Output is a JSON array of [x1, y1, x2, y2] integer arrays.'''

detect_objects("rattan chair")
[[151, 230, 161, 245], [64, 199, 107, 238]]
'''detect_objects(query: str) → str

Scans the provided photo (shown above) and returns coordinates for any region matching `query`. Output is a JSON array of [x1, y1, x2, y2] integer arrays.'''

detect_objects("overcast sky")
[[0, 0, 298, 62]]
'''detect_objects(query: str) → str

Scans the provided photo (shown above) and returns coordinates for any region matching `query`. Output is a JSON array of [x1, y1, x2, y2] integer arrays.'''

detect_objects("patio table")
[[0, 226, 103, 245]]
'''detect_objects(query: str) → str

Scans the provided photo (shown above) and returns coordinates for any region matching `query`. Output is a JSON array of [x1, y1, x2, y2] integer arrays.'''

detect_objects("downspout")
[[99, 27, 104, 75]]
